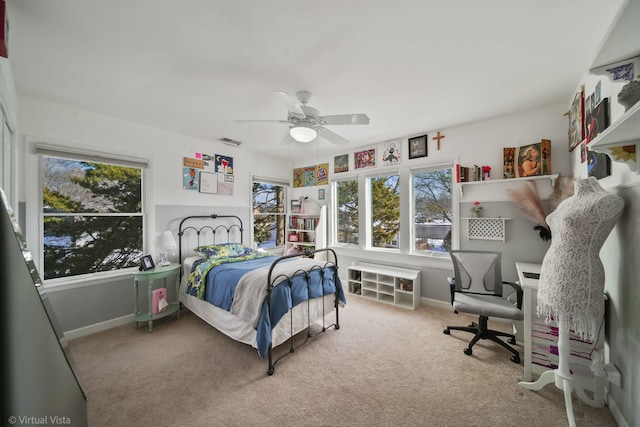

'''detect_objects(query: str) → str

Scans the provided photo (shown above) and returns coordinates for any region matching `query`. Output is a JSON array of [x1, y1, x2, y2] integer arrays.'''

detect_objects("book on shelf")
[[455, 164, 492, 183]]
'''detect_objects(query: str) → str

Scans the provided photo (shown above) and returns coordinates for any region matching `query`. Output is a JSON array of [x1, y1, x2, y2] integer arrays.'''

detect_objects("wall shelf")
[[588, 101, 639, 174], [458, 174, 558, 201], [462, 217, 510, 242], [586, 0, 640, 174]]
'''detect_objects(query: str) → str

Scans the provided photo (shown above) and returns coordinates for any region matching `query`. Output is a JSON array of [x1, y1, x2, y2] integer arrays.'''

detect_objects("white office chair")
[[443, 250, 524, 363]]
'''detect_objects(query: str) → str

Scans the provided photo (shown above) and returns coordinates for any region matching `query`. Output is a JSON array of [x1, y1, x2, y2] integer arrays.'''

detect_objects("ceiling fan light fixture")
[[289, 126, 317, 143]]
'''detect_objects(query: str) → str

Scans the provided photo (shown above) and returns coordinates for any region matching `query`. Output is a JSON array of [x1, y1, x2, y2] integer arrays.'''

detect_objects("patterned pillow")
[[194, 243, 254, 259]]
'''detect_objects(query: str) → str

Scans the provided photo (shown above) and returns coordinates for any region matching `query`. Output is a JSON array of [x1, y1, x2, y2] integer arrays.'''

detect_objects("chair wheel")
[[464, 347, 473, 356], [510, 354, 520, 363], [508, 337, 516, 345], [443, 328, 450, 335]]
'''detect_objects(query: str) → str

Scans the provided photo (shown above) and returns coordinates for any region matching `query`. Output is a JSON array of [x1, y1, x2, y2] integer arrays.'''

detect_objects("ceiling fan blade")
[[235, 119, 290, 124], [274, 91, 306, 116], [319, 114, 370, 125], [316, 126, 350, 145]]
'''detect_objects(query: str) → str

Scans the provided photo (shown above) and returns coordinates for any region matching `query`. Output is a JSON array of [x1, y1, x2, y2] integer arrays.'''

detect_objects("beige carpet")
[[68, 296, 617, 427]]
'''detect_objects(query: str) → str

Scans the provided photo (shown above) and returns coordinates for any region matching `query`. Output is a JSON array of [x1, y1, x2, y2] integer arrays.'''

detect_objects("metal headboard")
[[178, 214, 244, 271]]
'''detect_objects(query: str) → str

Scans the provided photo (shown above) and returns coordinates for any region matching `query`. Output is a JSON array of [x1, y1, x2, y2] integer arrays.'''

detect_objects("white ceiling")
[[6, 0, 625, 161]]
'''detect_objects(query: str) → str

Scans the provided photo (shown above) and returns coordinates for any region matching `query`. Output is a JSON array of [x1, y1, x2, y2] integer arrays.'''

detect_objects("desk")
[[133, 263, 181, 332], [515, 262, 604, 404]]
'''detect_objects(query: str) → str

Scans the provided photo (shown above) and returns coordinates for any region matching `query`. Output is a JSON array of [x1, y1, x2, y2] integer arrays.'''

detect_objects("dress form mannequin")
[[518, 177, 624, 427]]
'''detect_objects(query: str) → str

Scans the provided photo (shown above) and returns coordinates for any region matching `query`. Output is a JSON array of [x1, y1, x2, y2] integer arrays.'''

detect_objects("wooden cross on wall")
[[433, 131, 445, 150]]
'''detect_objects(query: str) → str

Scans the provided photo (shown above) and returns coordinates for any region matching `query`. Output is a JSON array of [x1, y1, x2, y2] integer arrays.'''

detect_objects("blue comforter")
[[188, 255, 345, 357]]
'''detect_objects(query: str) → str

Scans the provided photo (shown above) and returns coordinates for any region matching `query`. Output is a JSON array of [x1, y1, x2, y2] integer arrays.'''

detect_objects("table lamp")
[[155, 230, 177, 267]]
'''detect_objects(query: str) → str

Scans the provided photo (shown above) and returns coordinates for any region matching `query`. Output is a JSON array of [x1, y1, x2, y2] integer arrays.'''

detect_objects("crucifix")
[[433, 131, 445, 150]]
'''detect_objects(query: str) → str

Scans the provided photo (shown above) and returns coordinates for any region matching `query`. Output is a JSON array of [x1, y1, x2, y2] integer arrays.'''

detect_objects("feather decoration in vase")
[[506, 181, 551, 241], [549, 174, 575, 211]]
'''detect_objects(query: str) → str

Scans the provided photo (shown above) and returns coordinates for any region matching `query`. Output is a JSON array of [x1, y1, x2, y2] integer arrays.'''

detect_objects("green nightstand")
[[133, 263, 181, 332]]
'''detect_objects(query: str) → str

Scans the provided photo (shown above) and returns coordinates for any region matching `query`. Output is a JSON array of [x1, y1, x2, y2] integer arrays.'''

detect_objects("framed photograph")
[[140, 255, 155, 271], [568, 89, 584, 152], [408, 135, 428, 159], [318, 188, 325, 200], [288, 234, 299, 242], [334, 154, 349, 173], [290, 200, 302, 213], [354, 148, 376, 169]]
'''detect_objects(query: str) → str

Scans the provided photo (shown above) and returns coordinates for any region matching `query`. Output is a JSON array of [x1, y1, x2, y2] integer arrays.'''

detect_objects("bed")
[[177, 214, 345, 375]]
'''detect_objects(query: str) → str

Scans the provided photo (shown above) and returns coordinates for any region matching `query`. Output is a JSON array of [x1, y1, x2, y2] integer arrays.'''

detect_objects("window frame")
[[330, 161, 456, 256], [331, 176, 360, 248], [366, 169, 401, 251], [251, 176, 289, 250], [37, 144, 148, 284], [410, 163, 454, 256]]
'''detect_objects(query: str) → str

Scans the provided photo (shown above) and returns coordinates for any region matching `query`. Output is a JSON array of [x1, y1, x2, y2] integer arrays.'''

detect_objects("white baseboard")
[[421, 296, 452, 311], [64, 314, 134, 341], [606, 392, 629, 427]]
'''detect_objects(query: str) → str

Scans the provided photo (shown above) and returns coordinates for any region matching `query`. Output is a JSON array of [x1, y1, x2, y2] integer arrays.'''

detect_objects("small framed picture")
[[318, 188, 325, 200], [288, 234, 299, 242], [140, 255, 155, 271], [408, 135, 428, 159]]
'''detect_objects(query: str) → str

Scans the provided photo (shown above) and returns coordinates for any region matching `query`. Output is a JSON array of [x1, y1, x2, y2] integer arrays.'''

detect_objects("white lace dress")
[[537, 177, 624, 340]]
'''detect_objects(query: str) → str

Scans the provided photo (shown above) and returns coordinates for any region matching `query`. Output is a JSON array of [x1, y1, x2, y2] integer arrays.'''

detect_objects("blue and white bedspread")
[[186, 255, 345, 357]]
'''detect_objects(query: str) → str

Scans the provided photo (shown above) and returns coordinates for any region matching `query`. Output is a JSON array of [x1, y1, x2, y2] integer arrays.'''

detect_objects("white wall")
[[290, 101, 571, 302], [16, 95, 290, 333], [18, 95, 289, 259]]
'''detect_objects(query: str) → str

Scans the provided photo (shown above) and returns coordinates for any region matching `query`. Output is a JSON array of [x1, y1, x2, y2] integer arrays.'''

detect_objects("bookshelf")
[[285, 205, 326, 256]]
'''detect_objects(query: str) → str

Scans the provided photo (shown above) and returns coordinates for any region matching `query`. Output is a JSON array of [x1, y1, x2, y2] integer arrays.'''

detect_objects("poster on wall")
[[292, 163, 330, 188], [354, 148, 376, 169], [184, 154, 234, 195], [316, 163, 329, 185], [381, 140, 401, 165], [183, 167, 200, 191], [215, 154, 234, 195], [199, 172, 218, 194]]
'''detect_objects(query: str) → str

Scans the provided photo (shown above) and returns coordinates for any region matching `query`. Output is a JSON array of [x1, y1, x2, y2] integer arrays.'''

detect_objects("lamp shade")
[[289, 126, 317, 143], [155, 231, 177, 249]]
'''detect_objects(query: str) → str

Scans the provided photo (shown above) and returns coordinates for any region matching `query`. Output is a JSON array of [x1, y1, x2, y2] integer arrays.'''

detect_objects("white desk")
[[515, 262, 542, 381]]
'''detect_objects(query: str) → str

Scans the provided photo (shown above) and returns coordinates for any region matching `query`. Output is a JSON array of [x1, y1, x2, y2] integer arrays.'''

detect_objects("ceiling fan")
[[237, 90, 370, 145]]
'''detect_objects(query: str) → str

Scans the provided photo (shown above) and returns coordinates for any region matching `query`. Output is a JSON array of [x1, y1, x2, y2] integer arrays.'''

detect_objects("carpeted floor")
[[68, 296, 617, 427]]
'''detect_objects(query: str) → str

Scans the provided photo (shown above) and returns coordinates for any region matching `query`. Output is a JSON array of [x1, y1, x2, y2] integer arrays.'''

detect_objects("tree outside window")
[[335, 179, 359, 245], [412, 168, 452, 253], [42, 156, 143, 280], [252, 181, 286, 249], [370, 174, 400, 249]]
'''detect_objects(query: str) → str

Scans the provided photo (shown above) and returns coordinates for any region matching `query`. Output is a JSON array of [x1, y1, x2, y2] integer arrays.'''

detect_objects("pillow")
[[194, 243, 254, 259]]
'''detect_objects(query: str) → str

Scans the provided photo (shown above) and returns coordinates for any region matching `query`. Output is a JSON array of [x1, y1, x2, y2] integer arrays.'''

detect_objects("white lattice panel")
[[463, 217, 510, 242]]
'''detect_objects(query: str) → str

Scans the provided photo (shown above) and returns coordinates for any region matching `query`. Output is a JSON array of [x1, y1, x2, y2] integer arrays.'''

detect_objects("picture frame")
[[381, 139, 401, 165], [288, 234, 299, 242], [318, 188, 325, 200], [140, 255, 155, 271], [568, 89, 584, 152], [334, 154, 349, 173], [290, 200, 302, 213], [354, 148, 376, 169], [408, 135, 428, 159]]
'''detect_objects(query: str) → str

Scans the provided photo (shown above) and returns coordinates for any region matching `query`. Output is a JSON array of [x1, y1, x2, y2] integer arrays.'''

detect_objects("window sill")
[[43, 268, 138, 292]]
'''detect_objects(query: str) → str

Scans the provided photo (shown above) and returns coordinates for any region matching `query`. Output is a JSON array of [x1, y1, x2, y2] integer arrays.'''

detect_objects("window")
[[335, 178, 359, 245], [369, 173, 400, 249], [412, 166, 452, 253], [41, 153, 145, 280], [252, 178, 287, 249]]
